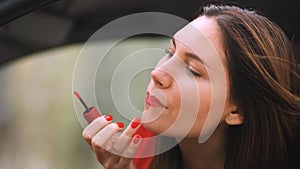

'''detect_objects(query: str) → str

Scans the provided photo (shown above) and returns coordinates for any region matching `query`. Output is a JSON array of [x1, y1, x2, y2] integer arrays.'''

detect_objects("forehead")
[[191, 16, 222, 47], [173, 16, 226, 67]]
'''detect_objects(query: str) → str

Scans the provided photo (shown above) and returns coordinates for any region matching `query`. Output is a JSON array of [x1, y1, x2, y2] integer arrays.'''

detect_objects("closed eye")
[[186, 66, 202, 77]]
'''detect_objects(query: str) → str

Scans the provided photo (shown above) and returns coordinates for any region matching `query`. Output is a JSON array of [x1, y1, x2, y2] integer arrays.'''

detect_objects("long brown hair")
[[153, 3, 300, 169]]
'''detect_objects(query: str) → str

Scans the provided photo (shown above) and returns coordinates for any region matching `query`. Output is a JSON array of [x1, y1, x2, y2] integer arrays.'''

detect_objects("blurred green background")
[[0, 36, 168, 169]]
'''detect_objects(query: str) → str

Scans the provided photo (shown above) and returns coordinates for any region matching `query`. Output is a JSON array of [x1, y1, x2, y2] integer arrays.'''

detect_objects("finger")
[[91, 122, 124, 165], [82, 115, 113, 142], [101, 153, 121, 169], [101, 154, 137, 169], [119, 134, 142, 167], [98, 118, 141, 168], [129, 161, 138, 169], [91, 122, 124, 152], [94, 146, 111, 164], [111, 117, 141, 154]]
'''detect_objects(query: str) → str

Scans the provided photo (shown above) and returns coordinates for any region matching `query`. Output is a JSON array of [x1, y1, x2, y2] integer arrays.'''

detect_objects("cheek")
[[198, 83, 212, 115], [161, 82, 212, 137], [143, 73, 214, 137], [184, 83, 212, 137]]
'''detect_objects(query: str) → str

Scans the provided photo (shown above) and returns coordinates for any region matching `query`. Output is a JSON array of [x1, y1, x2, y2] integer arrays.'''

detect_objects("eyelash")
[[186, 66, 202, 77], [165, 49, 174, 58], [165, 49, 202, 77]]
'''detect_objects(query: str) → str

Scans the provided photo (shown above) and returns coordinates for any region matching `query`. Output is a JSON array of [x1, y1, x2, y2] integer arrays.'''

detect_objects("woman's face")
[[142, 16, 237, 139]]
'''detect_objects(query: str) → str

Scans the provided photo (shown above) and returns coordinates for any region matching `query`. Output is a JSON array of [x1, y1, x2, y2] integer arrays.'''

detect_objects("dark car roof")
[[0, 0, 299, 65]]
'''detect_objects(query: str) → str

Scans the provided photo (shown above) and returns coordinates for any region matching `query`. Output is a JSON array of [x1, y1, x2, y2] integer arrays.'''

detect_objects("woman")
[[82, 3, 300, 169]]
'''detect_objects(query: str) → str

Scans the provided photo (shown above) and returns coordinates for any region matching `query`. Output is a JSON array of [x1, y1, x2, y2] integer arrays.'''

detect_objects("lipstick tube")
[[74, 91, 101, 124]]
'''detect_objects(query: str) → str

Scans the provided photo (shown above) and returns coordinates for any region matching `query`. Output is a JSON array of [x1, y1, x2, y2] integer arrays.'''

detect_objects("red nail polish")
[[115, 122, 124, 128], [103, 115, 113, 121], [131, 117, 141, 129], [133, 135, 141, 144]]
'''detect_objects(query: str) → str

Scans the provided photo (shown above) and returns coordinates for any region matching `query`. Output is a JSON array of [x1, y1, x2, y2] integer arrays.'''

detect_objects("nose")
[[150, 68, 172, 89]]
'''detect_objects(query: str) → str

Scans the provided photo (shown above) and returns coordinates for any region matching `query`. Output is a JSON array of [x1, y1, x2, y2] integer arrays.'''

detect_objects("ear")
[[225, 109, 244, 126]]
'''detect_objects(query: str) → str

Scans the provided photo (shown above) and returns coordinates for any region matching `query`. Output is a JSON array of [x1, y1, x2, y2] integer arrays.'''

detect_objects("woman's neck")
[[179, 124, 228, 169]]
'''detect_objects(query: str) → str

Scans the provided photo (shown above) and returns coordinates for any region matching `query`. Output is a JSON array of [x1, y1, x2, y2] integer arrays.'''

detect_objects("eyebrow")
[[171, 37, 210, 68], [185, 52, 205, 64]]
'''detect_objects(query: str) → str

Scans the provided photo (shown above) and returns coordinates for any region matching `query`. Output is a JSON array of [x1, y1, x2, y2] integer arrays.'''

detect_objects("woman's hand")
[[82, 115, 142, 169]]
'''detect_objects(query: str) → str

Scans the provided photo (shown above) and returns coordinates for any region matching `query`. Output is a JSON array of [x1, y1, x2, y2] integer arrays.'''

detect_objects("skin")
[[144, 16, 242, 169], [82, 16, 243, 169], [143, 16, 241, 137]]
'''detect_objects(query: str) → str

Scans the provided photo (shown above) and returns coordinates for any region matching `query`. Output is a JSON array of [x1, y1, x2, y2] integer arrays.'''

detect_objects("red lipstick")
[[74, 91, 101, 123]]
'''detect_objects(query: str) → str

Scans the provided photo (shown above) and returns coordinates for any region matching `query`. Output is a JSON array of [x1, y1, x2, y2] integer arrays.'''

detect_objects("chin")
[[142, 122, 182, 138], [142, 121, 161, 134], [142, 121, 166, 136]]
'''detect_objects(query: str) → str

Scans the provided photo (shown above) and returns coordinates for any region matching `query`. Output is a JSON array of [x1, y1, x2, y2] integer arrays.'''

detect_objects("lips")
[[145, 92, 166, 108]]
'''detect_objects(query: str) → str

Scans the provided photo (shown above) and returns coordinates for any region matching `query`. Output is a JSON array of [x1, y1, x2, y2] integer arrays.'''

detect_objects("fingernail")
[[131, 117, 141, 129], [115, 122, 124, 129], [103, 115, 113, 121], [133, 135, 141, 144]]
